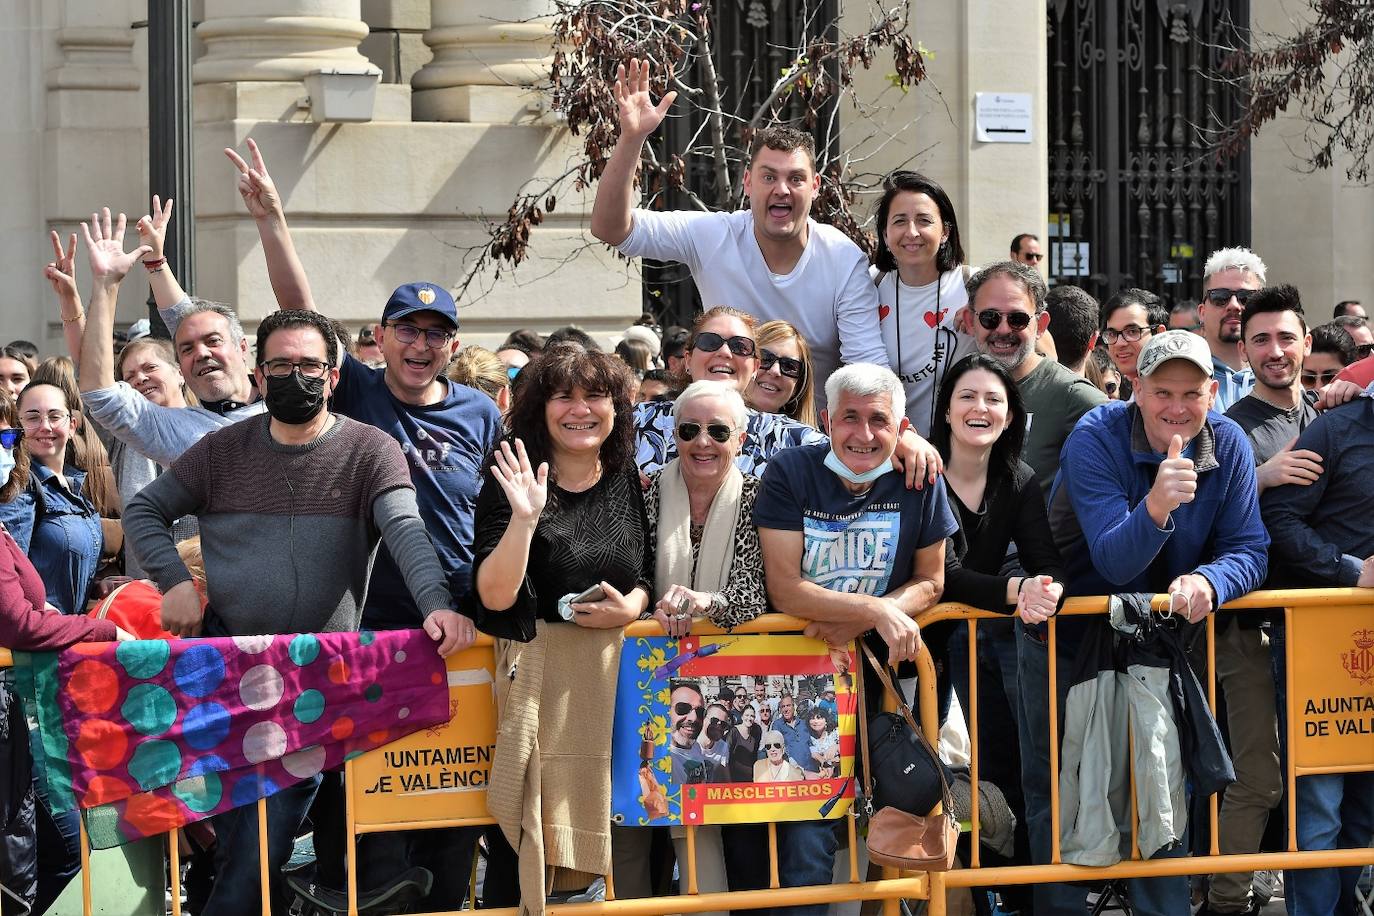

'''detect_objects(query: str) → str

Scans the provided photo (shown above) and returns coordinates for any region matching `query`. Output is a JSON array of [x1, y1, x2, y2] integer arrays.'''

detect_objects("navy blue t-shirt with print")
[[331, 353, 502, 628], [752, 443, 958, 597]]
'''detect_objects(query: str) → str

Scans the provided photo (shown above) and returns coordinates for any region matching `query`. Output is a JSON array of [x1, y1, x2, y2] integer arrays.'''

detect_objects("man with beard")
[[966, 261, 1107, 498], [669, 681, 723, 784], [1198, 248, 1264, 410], [78, 203, 265, 467], [1211, 286, 1364, 916], [123, 310, 466, 916], [590, 58, 889, 403]]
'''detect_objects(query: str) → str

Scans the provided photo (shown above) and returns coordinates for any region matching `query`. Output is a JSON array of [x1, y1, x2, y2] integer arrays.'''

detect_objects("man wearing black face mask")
[[123, 310, 470, 915]]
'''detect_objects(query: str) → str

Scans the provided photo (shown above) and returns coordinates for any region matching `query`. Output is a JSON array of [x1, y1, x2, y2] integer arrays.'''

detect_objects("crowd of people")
[[1, 56, 1372, 916]]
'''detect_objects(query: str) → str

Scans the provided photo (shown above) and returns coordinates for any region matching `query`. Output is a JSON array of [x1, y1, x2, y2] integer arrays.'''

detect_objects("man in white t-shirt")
[[590, 58, 889, 404]]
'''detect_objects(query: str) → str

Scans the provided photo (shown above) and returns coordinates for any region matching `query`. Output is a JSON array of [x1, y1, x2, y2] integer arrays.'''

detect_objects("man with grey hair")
[[753, 362, 956, 911], [1199, 246, 1265, 410], [966, 261, 1107, 497], [77, 204, 264, 468]]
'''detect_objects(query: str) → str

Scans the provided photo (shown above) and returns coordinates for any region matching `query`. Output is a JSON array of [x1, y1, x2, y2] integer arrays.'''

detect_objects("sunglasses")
[[692, 331, 756, 358], [1022, 252, 1045, 262], [1104, 382, 1119, 396], [673, 702, 705, 718], [1204, 288, 1255, 306], [676, 422, 735, 443], [1356, 343, 1374, 360], [976, 309, 1033, 332], [1301, 369, 1339, 389], [0, 429, 23, 449], [759, 348, 803, 379], [507, 365, 522, 382], [763, 742, 784, 750]]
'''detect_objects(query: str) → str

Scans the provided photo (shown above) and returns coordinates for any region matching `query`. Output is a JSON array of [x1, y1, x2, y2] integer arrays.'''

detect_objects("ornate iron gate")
[[644, 0, 839, 330], [1047, 0, 1250, 304]]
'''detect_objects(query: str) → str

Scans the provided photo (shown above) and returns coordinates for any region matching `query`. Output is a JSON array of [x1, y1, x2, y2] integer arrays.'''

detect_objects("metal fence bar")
[[1206, 612, 1220, 857], [965, 618, 981, 869]]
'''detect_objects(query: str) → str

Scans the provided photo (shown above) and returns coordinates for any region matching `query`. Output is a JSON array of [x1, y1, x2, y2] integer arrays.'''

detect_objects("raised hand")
[[44, 230, 79, 300], [490, 439, 548, 523], [82, 208, 152, 285], [1146, 434, 1197, 525], [613, 58, 677, 141], [224, 137, 282, 220], [135, 195, 174, 262], [1255, 436, 1323, 492]]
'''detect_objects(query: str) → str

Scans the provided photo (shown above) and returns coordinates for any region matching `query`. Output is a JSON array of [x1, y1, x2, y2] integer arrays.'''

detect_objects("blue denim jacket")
[[27, 465, 102, 615]]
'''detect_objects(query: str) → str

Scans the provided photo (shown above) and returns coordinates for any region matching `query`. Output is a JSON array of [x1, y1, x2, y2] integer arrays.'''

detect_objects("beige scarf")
[[653, 458, 743, 603], [488, 622, 624, 915]]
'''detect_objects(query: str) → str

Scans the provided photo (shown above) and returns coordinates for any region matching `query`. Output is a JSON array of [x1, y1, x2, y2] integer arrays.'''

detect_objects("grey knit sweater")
[[124, 414, 452, 635]]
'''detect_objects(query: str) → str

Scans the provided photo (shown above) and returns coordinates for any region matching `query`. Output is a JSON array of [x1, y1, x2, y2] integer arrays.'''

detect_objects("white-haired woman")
[[645, 379, 766, 635], [639, 379, 767, 916]]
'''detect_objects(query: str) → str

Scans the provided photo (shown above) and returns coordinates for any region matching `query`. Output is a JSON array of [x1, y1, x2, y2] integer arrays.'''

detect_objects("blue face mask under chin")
[[823, 447, 894, 486]]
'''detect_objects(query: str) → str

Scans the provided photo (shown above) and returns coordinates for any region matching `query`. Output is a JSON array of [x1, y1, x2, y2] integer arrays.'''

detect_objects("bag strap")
[[859, 642, 955, 813], [855, 654, 875, 815]]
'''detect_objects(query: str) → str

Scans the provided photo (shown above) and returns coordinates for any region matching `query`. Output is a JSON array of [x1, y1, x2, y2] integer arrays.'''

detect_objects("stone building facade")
[[0, 1, 1368, 354]]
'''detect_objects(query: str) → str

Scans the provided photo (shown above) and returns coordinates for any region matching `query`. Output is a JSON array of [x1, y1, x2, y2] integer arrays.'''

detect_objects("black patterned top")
[[643, 473, 768, 630], [470, 465, 650, 641]]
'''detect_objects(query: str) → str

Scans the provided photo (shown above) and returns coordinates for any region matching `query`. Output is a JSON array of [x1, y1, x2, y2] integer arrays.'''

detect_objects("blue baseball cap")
[[382, 282, 459, 328]]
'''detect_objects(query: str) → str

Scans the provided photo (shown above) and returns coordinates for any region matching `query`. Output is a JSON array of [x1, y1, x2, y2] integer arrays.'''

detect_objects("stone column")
[[411, 0, 556, 122], [193, 0, 374, 83]]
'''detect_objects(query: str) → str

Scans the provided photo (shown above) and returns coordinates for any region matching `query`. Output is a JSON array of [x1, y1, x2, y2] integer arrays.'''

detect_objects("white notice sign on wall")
[[975, 93, 1033, 144]]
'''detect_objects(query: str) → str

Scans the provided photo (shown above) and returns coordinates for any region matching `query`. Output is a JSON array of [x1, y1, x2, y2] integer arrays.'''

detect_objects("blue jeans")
[[1015, 620, 1191, 916], [30, 724, 80, 915], [201, 775, 321, 916], [1286, 772, 1374, 916], [721, 820, 837, 916]]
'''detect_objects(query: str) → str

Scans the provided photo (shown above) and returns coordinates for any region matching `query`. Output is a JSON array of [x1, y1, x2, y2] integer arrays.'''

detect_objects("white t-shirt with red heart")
[[872, 267, 974, 437]]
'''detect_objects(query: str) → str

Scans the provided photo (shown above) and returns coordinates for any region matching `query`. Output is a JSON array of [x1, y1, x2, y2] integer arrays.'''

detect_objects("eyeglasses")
[[673, 702, 705, 718], [976, 309, 1033, 332], [759, 348, 803, 379], [1101, 325, 1151, 345], [385, 322, 455, 349], [1301, 369, 1339, 389], [1104, 382, 1119, 396], [261, 358, 330, 379], [1204, 287, 1255, 306], [0, 429, 23, 449], [733, 692, 747, 700], [676, 422, 735, 443], [763, 742, 784, 750], [1356, 343, 1374, 360], [20, 411, 70, 430], [691, 331, 756, 357]]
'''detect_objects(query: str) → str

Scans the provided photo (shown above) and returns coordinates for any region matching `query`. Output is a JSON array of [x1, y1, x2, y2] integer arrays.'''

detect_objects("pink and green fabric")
[[13, 629, 449, 848]]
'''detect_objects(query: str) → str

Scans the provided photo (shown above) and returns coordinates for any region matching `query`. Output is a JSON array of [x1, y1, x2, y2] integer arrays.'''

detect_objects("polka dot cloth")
[[19, 629, 450, 849]]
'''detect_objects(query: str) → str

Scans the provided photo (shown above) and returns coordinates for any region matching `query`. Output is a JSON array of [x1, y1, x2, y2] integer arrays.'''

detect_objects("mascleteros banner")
[[611, 633, 856, 828]]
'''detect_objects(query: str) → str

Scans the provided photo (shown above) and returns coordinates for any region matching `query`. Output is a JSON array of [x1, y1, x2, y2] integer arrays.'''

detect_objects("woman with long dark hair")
[[929, 353, 1065, 913], [871, 171, 977, 436]]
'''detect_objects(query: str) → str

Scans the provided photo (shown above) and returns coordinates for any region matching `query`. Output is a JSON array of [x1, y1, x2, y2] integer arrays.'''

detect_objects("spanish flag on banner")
[[610, 634, 857, 827]]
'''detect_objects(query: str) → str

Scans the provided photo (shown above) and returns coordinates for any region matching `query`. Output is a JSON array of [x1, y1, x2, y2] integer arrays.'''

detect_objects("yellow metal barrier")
[[917, 587, 1374, 916], [9, 588, 1373, 915]]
